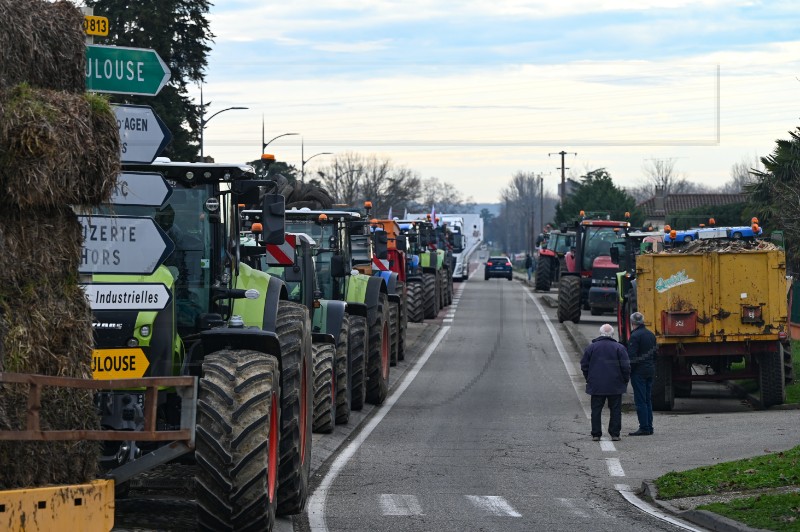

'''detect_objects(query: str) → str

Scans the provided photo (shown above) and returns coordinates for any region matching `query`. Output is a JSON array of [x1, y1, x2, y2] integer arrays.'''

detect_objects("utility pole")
[[549, 150, 577, 204]]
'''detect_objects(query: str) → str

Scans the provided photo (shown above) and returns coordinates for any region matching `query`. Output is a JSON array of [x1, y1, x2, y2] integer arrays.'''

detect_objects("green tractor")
[[285, 209, 394, 407], [416, 219, 449, 319], [90, 162, 313, 530]]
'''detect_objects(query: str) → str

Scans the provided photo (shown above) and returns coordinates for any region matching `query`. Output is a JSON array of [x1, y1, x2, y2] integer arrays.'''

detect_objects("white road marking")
[[556, 498, 590, 518], [307, 326, 452, 531], [379, 494, 424, 516], [600, 440, 616, 452], [465, 495, 522, 517], [606, 457, 625, 477], [616, 484, 707, 532], [443, 319, 453, 323]]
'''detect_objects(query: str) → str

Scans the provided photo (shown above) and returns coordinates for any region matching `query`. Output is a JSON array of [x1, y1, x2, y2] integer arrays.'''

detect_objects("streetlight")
[[198, 85, 248, 160], [261, 119, 299, 153], [300, 138, 332, 182]]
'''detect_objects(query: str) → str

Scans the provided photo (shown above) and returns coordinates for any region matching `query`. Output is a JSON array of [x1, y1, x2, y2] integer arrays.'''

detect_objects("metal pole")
[[200, 85, 204, 160]]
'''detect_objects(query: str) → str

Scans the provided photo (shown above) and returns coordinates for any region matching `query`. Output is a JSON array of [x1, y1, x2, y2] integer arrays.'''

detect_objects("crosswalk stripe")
[[379, 494, 423, 516], [556, 498, 590, 518], [465, 495, 521, 517]]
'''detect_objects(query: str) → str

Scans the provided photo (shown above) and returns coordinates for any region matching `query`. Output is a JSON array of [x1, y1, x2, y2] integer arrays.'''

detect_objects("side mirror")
[[261, 193, 285, 245], [396, 237, 407, 252], [331, 255, 347, 278], [374, 230, 389, 260], [609, 245, 620, 265]]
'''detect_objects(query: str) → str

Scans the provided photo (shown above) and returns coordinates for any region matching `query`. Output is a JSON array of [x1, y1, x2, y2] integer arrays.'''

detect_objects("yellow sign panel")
[[84, 15, 109, 36], [92, 348, 149, 379]]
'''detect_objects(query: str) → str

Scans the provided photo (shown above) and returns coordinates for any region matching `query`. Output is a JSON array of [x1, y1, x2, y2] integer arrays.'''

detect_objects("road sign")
[[79, 215, 175, 275], [83, 15, 109, 36], [80, 283, 172, 311], [92, 348, 150, 379], [110, 171, 172, 206], [113, 105, 172, 164], [86, 45, 170, 96]]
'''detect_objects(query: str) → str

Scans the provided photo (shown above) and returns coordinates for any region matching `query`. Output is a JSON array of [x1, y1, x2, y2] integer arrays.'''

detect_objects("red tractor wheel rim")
[[381, 322, 390, 380], [300, 358, 308, 463], [268, 392, 279, 501]]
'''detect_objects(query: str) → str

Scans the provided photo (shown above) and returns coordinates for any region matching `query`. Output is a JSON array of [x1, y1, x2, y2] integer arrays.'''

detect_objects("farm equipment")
[[398, 220, 426, 323], [557, 215, 631, 323], [370, 218, 410, 363], [535, 230, 575, 291]]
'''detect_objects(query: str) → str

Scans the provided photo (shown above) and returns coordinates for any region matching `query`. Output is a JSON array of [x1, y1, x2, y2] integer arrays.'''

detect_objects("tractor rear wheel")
[[652, 356, 675, 411], [196, 350, 281, 531], [406, 280, 424, 323], [759, 348, 785, 408], [348, 314, 368, 411], [389, 300, 399, 366], [423, 272, 439, 319], [335, 315, 350, 425], [397, 282, 407, 361], [557, 276, 582, 324], [366, 293, 391, 405], [311, 343, 336, 433], [275, 301, 313, 516], [535, 256, 551, 291]]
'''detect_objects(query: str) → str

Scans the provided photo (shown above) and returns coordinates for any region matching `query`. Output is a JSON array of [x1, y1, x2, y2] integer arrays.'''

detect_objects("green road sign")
[[86, 45, 171, 96]]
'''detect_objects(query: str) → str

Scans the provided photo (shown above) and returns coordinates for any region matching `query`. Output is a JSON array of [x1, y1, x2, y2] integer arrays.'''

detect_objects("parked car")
[[485, 256, 513, 280]]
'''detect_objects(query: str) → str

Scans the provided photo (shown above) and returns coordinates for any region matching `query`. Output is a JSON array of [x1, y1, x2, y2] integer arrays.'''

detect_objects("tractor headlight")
[[140, 325, 151, 337], [127, 338, 139, 348]]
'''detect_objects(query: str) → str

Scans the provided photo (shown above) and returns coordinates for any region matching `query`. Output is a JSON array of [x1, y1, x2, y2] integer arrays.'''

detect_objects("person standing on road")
[[524, 253, 533, 281], [581, 324, 631, 441], [627, 312, 657, 436]]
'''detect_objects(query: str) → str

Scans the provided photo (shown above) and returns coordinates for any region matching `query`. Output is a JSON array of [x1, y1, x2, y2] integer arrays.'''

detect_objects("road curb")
[[641, 481, 771, 532]]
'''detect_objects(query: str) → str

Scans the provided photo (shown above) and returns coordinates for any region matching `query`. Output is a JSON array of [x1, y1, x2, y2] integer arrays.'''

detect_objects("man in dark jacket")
[[581, 324, 631, 441], [627, 312, 657, 436]]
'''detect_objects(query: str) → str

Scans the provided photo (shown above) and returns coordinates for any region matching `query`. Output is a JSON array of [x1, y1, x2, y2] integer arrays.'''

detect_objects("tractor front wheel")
[[557, 276, 582, 324]]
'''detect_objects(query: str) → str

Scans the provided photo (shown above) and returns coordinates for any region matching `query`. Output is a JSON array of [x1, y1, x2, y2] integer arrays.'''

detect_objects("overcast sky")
[[191, 0, 800, 203]]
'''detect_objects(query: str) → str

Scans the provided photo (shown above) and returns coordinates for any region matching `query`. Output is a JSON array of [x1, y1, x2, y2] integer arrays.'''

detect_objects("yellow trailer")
[[635, 248, 787, 409]]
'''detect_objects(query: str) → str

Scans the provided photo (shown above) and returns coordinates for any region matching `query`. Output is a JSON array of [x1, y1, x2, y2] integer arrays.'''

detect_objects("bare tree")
[[416, 177, 474, 213], [719, 155, 761, 193]]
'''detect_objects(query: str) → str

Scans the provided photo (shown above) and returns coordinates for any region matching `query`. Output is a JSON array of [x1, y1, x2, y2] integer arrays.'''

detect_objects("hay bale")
[[0, 0, 85, 93], [0, 85, 119, 208]]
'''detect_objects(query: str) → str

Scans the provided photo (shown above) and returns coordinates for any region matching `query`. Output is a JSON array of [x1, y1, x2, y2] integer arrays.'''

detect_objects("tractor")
[[534, 230, 575, 291]]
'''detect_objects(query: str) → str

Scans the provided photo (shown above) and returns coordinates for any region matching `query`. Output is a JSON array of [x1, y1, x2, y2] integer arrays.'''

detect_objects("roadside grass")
[[697, 492, 800, 531], [654, 445, 800, 500], [787, 342, 800, 404]]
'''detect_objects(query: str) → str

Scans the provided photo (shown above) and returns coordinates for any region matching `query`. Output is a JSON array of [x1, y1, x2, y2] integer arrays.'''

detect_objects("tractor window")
[[548, 234, 574, 254], [351, 234, 371, 266], [582, 226, 618, 270]]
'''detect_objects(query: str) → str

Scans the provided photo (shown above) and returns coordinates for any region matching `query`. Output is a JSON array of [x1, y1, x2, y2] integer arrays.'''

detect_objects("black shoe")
[[628, 429, 653, 436]]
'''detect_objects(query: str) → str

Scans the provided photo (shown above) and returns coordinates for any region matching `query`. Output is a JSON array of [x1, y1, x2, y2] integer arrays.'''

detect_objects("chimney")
[[654, 186, 665, 215]]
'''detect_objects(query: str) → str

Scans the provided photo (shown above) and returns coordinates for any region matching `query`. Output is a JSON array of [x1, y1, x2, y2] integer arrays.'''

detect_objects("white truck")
[[441, 214, 483, 281]]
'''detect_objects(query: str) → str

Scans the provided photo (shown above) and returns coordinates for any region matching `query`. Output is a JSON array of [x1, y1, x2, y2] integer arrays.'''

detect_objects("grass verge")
[[654, 445, 800, 500], [697, 492, 800, 531], [786, 342, 800, 404]]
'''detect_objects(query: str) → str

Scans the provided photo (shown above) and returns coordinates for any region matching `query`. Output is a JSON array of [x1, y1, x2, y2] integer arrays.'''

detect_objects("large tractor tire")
[[535, 256, 551, 291], [652, 356, 675, 411], [311, 343, 336, 433], [388, 300, 399, 367], [759, 348, 785, 408], [366, 293, 391, 405], [438, 270, 447, 309], [423, 272, 439, 319], [348, 314, 368, 411], [557, 276, 582, 324], [196, 350, 281, 531], [335, 314, 351, 425], [397, 281, 407, 362], [275, 301, 313, 516], [406, 280, 424, 323]]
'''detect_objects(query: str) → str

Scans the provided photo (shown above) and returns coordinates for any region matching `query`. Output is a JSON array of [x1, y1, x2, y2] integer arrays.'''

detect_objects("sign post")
[[113, 105, 172, 164], [110, 171, 172, 206], [78, 215, 175, 275], [86, 45, 171, 96]]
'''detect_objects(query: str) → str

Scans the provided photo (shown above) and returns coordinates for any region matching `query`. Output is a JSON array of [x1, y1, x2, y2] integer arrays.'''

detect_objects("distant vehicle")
[[663, 229, 698, 243], [484, 256, 513, 281], [727, 225, 763, 239]]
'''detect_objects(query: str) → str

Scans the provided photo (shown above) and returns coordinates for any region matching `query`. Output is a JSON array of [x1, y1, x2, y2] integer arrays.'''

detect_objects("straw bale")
[[0, 0, 85, 93], [0, 85, 119, 208]]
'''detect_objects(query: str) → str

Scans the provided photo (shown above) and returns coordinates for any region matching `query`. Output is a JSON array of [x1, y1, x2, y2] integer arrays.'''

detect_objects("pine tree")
[[87, 0, 213, 161]]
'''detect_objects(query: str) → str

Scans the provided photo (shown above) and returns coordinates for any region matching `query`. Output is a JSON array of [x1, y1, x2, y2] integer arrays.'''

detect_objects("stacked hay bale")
[[0, 0, 120, 489], [275, 175, 336, 210]]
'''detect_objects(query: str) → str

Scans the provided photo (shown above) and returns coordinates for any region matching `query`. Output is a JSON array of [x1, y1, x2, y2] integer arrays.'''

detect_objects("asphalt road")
[[299, 275, 686, 532]]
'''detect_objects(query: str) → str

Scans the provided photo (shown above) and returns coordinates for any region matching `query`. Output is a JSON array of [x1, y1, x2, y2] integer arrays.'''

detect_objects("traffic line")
[[606, 457, 625, 477], [464, 495, 522, 517], [379, 494, 424, 516], [443, 319, 453, 323], [615, 484, 707, 532], [307, 325, 452, 532], [555, 498, 590, 518], [600, 440, 617, 452]]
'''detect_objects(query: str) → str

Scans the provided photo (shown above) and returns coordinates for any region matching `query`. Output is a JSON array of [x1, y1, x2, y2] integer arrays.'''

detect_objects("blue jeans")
[[527, 266, 533, 280], [631, 373, 654, 432], [590, 395, 622, 437]]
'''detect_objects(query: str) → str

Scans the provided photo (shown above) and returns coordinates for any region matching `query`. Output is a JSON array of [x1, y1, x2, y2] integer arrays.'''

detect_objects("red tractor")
[[534, 230, 575, 291], [557, 214, 630, 323]]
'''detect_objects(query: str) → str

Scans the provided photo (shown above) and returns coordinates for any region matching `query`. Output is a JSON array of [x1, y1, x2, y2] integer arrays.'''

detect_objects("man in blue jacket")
[[627, 312, 657, 436], [581, 324, 631, 441]]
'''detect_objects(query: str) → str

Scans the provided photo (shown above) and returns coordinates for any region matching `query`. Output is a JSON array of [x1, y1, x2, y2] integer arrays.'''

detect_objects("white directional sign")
[[79, 215, 175, 275], [113, 104, 172, 164], [80, 283, 172, 311], [109, 172, 172, 206]]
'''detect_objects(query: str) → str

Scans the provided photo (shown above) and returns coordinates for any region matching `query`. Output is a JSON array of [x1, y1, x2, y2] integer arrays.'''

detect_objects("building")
[[637, 188, 747, 228]]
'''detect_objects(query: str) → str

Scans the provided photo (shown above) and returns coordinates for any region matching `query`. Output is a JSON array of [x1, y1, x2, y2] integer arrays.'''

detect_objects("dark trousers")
[[631, 373, 654, 432], [590, 394, 622, 437]]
